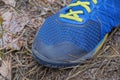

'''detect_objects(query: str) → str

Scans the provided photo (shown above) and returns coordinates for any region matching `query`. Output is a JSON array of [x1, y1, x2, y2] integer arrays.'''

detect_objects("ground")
[[0, 0, 120, 80]]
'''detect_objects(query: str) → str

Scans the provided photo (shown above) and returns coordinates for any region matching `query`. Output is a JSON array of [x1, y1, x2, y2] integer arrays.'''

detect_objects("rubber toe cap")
[[32, 36, 89, 63]]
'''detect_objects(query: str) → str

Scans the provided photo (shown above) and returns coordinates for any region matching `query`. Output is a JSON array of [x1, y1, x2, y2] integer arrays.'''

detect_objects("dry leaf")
[[0, 57, 11, 80], [0, 10, 29, 50], [2, 0, 16, 7]]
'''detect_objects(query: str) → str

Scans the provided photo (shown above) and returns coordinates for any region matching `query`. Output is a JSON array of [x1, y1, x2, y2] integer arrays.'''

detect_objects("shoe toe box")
[[32, 36, 90, 64]]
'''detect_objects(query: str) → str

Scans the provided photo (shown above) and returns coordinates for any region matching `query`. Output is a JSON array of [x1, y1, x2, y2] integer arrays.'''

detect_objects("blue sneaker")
[[32, 0, 120, 68]]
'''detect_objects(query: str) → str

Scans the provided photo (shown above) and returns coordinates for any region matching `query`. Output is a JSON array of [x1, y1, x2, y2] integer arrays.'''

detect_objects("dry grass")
[[0, 0, 120, 80]]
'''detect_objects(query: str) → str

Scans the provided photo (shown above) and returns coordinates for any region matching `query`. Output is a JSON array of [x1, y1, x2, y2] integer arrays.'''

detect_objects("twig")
[[111, 46, 120, 55], [100, 59, 112, 74], [94, 59, 107, 76]]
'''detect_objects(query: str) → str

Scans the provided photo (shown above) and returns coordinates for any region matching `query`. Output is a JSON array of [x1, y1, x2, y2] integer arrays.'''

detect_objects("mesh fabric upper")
[[37, 13, 101, 53]]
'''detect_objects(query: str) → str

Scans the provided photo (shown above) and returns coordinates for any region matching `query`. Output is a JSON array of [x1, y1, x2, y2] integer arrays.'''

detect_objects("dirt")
[[0, 0, 120, 80]]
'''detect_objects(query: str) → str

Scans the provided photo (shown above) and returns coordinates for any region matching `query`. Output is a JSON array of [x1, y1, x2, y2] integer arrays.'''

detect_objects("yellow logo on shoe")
[[60, 0, 98, 22]]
